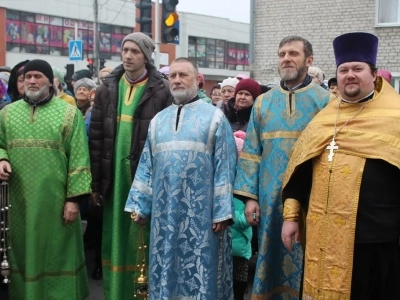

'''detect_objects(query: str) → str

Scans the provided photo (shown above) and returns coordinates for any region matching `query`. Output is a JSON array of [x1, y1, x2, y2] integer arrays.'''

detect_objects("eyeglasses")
[[211, 93, 221, 97]]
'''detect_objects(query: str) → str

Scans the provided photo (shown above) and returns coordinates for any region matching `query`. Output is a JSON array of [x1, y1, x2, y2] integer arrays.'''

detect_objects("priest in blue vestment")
[[233, 36, 330, 299], [125, 57, 237, 300]]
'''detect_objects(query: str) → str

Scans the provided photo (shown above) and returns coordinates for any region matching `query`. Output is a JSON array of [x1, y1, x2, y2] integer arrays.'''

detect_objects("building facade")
[[252, 0, 400, 91], [1, 0, 250, 92]]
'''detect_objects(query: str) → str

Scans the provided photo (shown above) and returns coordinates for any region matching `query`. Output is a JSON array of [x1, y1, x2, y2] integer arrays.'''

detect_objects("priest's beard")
[[171, 83, 198, 105], [25, 85, 49, 101], [278, 62, 308, 82], [343, 86, 361, 98]]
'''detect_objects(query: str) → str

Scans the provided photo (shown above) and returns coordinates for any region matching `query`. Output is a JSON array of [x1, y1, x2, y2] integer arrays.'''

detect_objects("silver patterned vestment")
[[125, 99, 237, 300]]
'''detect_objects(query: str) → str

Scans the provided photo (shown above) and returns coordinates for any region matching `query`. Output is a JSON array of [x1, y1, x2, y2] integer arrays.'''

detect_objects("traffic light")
[[65, 64, 74, 83], [161, 0, 179, 43], [99, 59, 106, 70], [136, 0, 152, 38], [87, 58, 94, 76]]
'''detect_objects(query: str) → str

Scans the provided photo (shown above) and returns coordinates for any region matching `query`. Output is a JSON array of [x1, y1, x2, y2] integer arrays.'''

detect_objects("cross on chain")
[[326, 139, 338, 162]]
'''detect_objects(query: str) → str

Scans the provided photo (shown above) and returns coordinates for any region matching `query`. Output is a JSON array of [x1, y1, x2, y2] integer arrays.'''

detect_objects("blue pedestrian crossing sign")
[[69, 40, 83, 61]]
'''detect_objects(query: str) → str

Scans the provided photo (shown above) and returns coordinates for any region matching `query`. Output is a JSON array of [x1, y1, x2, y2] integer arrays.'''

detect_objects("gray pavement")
[[86, 249, 255, 299], [0, 249, 256, 299]]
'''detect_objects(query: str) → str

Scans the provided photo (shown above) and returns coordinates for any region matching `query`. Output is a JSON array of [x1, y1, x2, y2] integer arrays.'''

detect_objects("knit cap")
[[236, 73, 249, 80], [377, 70, 392, 83], [219, 77, 239, 89], [74, 78, 97, 94], [159, 66, 170, 75], [328, 77, 337, 88], [0, 72, 10, 84], [72, 69, 92, 81], [308, 66, 324, 83], [121, 32, 155, 63], [52, 67, 65, 84], [234, 78, 261, 100], [24, 59, 54, 84], [99, 67, 113, 75]]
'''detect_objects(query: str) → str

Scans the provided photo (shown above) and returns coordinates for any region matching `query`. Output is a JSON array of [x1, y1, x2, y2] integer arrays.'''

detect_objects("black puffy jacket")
[[89, 64, 173, 199]]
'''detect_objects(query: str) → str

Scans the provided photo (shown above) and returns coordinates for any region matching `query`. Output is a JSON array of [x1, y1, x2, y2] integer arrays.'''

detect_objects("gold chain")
[[133, 225, 148, 299], [332, 100, 370, 141]]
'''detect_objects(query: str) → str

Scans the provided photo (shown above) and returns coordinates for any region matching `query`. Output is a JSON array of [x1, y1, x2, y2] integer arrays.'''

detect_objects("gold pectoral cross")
[[326, 139, 338, 162]]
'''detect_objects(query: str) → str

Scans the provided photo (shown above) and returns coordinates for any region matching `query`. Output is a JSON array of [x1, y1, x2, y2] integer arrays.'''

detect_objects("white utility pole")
[[93, 0, 100, 78], [154, 0, 161, 70]]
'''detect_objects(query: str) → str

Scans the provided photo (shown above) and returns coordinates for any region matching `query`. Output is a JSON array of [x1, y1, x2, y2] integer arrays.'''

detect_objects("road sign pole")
[[75, 23, 78, 69]]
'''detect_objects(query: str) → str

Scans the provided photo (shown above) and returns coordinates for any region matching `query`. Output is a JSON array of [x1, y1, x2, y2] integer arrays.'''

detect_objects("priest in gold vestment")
[[281, 32, 400, 300]]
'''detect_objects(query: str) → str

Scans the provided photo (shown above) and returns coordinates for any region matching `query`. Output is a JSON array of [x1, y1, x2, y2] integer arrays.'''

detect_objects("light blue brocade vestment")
[[234, 84, 330, 300], [125, 99, 237, 300]]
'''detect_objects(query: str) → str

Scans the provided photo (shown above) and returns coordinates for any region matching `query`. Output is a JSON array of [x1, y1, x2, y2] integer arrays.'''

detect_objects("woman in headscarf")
[[220, 77, 239, 107], [73, 78, 97, 116], [52, 67, 76, 106]]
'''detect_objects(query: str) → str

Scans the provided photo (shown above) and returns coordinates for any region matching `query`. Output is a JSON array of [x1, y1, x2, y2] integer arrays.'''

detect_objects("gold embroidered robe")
[[282, 77, 400, 300]]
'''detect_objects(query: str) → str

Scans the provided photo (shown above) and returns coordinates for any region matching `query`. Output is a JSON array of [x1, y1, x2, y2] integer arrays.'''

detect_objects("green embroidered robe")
[[0, 98, 92, 300], [102, 75, 150, 300]]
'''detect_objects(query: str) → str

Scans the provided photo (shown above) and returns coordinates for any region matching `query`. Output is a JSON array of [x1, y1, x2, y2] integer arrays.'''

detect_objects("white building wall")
[[253, 0, 400, 85], [176, 12, 251, 79]]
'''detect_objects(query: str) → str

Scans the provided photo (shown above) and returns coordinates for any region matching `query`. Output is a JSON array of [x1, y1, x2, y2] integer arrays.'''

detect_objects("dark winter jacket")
[[223, 97, 253, 132], [89, 64, 173, 199]]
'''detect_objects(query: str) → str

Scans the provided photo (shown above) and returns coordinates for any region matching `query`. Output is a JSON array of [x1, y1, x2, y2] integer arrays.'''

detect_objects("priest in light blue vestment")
[[125, 57, 237, 300], [233, 36, 331, 300], [234, 84, 329, 299]]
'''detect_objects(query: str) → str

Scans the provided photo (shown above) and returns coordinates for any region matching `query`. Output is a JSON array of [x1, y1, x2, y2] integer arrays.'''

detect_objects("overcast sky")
[[176, 0, 251, 24]]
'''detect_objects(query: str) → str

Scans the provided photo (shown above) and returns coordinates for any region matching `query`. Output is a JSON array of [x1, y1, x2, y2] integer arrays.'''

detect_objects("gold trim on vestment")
[[8, 139, 63, 150], [102, 260, 142, 272], [232, 190, 258, 201], [117, 114, 134, 123], [283, 198, 301, 222], [12, 261, 86, 282], [277, 83, 314, 118], [285, 92, 296, 117], [278, 82, 314, 94], [240, 152, 261, 163], [122, 76, 148, 106], [261, 131, 302, 140], [64, 103, 76, 140], [251, 285, 300, 299], [254, 94, 264, 122], [68, 166, 91, 176]]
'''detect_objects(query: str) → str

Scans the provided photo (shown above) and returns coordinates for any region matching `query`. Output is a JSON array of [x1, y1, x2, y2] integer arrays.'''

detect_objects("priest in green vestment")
[[89, 33, 172, 299], [0, 59, 92, 300]]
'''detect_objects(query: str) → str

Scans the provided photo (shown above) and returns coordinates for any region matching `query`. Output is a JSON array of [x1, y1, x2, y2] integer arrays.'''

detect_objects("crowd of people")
[[0, 30, 399, 300]]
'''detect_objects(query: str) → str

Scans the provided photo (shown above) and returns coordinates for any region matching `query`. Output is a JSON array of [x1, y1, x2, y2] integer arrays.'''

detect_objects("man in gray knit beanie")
[[121, 32, 155, 65], [87, 29, 173, 295]]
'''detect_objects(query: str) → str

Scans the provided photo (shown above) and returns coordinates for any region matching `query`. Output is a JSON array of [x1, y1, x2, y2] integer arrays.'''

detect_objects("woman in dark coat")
[[224, 78, 262, 132]]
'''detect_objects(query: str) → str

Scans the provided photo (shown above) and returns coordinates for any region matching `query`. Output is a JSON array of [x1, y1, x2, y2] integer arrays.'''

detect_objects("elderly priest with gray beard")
[[125, 57, 237, 299], [0, 59, 91, 299]]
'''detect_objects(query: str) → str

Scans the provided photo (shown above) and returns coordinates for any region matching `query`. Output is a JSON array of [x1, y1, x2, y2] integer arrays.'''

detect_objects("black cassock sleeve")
[[283, 159, 313, 209]]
